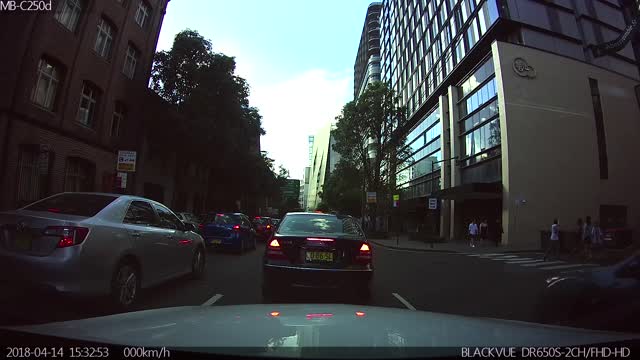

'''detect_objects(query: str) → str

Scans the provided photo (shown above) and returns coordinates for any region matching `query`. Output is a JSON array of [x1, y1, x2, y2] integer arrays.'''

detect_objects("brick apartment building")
[[0, 0, 170, 210]]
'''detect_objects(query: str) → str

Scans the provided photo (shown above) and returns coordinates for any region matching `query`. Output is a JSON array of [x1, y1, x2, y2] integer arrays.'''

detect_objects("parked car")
[[177, 212, 203, 233], [536, 251, 640, 332], [262, 212, 373, 302], [0, 192, 206, 309], [252, 216, 275, 240], [202, 213, 256, 253]]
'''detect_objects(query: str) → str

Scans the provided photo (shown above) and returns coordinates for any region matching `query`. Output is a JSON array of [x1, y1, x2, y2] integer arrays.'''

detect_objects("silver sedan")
[[0, 192, 206, 309]]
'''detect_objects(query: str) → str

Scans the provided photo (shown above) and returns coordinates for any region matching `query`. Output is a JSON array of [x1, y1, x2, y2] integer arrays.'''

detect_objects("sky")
[[156, 0, 375, 180]]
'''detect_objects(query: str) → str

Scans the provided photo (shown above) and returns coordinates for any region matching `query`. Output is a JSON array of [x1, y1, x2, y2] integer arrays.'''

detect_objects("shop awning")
[[433, 182, 502, 200]]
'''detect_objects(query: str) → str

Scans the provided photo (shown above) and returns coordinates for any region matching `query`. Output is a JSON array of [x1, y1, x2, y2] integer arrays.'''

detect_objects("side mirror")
[[183, 222, 196, 232]]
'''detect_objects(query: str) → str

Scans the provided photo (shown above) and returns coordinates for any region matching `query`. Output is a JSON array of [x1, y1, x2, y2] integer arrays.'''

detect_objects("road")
[[0, 242, 568, 328]]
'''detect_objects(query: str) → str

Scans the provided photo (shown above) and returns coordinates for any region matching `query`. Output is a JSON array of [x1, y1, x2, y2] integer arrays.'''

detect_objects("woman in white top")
[[544, 219, 560, 261]]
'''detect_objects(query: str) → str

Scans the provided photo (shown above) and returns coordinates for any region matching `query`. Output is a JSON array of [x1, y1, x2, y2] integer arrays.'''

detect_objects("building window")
[[135, 0, 151, 28], [589, 78, 609, 180], [77, 82, 99, 128], [64, 157, 95, 192], [123, 44, 139, 79], [16, 145, 51, 207], [31, 58, 61, 110], [94, 18, 115, 59], [111, 102, 125, 137], [54, 0, 83, 32]]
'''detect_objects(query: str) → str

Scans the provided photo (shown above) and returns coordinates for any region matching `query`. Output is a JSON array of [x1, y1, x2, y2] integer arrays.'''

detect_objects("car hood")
[[4, 304, 639, 357]]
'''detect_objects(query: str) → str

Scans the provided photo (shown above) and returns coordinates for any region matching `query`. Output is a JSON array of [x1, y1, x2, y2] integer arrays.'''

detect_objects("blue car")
[[202, 213, 257, 253]]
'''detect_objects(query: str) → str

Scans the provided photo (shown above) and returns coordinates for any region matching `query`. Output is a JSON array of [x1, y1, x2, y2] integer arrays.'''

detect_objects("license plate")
[[211, 239, 222, 244], [306, 251, 333, 263], [15, 231, 32, 251]]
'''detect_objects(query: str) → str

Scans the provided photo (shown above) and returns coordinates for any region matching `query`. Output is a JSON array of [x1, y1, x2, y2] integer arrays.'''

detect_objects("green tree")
[[149, 30, 275, 211], [320, 160, 363, 216], [332, 81, 410, 231]]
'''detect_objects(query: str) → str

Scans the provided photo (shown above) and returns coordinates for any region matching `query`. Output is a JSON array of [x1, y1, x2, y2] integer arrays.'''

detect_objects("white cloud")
[[251, 69, 353, 180]]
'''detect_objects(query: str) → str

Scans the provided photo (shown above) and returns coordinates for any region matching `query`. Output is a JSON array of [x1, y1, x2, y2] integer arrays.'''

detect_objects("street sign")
[[117, 151, 137, 172], [428, 198, 438, 210], [392, 194, 400, 208], [367, 192, 377, 203], [393, 194, 400, 201]]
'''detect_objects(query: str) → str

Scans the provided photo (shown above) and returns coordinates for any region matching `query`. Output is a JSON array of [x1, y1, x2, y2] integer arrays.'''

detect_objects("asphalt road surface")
[[2, 242, 627, 331]]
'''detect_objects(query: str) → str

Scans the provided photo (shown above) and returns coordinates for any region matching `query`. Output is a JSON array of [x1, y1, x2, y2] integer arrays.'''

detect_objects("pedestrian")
[[572, 218, 583, 254], [493, 218, 503, 247], [591, 219, 604, 255], [543, 218, 560, 261], [582, 216, 594, 260], [479, 219, 488, 244], [468, 219, 479, 248]]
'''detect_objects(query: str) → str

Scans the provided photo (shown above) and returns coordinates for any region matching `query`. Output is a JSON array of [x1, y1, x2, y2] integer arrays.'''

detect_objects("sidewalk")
[[369, 234, 539, 253], [369, 234, 636, 264]]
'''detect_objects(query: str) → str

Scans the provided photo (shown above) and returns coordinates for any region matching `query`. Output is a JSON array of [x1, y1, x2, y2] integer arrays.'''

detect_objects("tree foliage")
[[331, 81, 409, 229], [149, 30, 274, 211], [320, 160, 363, 216]]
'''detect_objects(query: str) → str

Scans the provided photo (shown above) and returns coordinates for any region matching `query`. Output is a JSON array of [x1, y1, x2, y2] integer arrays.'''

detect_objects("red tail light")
[[44, 226, 89, 248], [307, 237, 335, 242], [267, 238, 287, 259], [266, 224, 271, 229], [355, 311, 366, 317], [198, 223, 204, 230], [356, 242, 372, 264], [233, 225, 240, 230]]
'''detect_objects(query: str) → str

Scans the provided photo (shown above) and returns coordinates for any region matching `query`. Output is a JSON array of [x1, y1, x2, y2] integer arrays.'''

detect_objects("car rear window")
[[277, 214, 352, 235], [211, 214, 241, 225], [23, 193, 118, 217], [253, 218, 269, 225]]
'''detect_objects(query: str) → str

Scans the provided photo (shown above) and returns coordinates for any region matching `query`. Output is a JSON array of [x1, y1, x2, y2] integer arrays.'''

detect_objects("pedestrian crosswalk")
[[460, 252, 600, 272]]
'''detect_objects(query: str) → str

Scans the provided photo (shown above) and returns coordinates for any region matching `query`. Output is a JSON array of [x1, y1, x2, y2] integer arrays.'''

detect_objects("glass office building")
[[377, 0, 640, 246]]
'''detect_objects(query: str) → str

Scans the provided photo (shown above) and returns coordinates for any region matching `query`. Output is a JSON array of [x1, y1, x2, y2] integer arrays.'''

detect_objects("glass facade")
[[381, 0, 499, 116], [458, 57, 501, 167], [395, 107, 442, 199]]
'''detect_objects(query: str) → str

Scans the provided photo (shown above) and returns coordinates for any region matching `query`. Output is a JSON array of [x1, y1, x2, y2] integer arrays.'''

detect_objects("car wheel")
[[191, 246, 206, 280], [111, 262, 140, 310]]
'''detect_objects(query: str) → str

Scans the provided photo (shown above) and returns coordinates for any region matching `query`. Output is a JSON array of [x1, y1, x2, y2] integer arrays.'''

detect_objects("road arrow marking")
[[202, 293, 223, 306], [392, 293, 416, 311]]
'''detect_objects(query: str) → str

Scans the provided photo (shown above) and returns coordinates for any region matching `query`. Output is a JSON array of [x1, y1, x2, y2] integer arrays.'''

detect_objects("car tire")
[[110, 261, 140, 311], [191, 246, 206, 280]]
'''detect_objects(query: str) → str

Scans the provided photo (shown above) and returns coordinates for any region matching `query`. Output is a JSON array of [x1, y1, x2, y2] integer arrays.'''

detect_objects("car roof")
[[284, 212, 353, 219]]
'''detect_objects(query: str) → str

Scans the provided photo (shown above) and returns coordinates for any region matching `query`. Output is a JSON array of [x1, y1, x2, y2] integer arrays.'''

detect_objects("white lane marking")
[[201, 293, 224, 306], [538, 263, 599, 271], [521, 261, 565, 267], [504, 258, 537, 264], [392, 293, 416, 311], [489, 255, 520, 260]]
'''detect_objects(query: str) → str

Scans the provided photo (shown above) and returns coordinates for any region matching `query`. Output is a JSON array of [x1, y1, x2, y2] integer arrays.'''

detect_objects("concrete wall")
[[493, 41, 640, 247]]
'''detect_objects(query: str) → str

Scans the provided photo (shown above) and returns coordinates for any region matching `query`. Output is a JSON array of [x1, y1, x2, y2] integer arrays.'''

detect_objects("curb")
[[370, 240, 541, 254], [369, 240, 457, 253]]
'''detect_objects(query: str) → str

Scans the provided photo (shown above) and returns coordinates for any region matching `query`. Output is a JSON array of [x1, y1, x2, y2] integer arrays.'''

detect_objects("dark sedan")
[[202, 213, 256, 253], [536, 251, 640, 332], [252, 216, 275, 240], [261, 212, 373, 301]]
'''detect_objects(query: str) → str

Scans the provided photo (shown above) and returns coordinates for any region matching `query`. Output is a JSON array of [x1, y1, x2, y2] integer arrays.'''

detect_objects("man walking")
[[543, 218, 560, 261], [479, 219, 488, 245], [469, 219, 479, 248]]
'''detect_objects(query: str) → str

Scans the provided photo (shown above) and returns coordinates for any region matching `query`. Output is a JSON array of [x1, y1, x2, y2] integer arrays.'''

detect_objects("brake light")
[[355, 311, 366, 317], [44, 226, 89, 248], [306, 237, 334, 242], [198, 223, 204, 230], [178, 239, 192, 245], [267, 238, 287, 259], [270, 311, 280, 317], [266, 224, 271, 229], [356, 242, 372, 263], [255, 216, 261, 219], [233, 225, 240, 230]]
